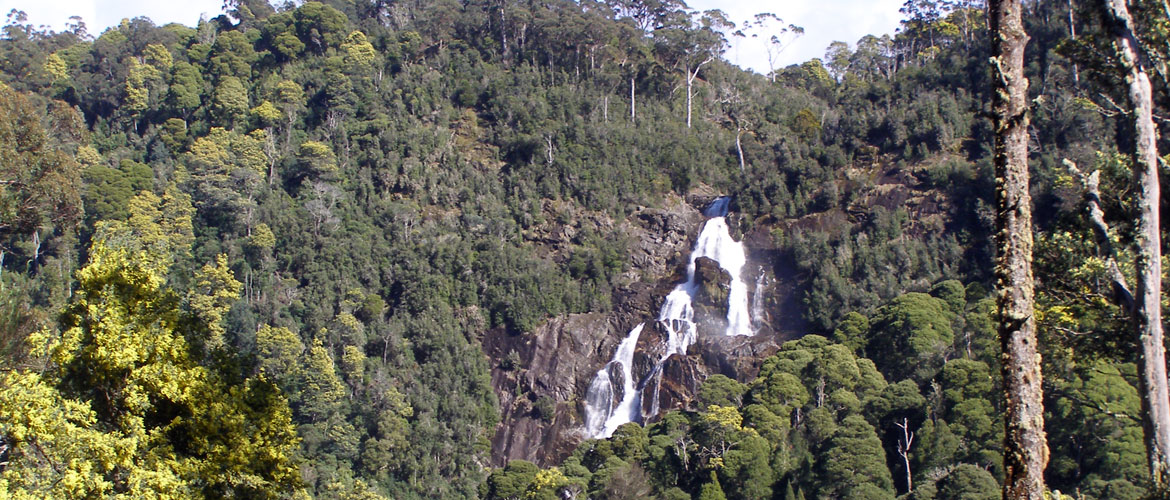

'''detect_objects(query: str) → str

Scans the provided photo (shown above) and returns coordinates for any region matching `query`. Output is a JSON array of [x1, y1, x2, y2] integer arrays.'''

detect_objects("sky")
[[2, 0, 907, 74]]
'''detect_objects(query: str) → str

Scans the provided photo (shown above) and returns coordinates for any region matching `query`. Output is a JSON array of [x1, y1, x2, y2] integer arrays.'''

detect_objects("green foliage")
[[1, 220, 302, 498], [698, 472, 727, 500], [833, 311, 871, 355], [0, 1, 1159, 498], [698, 374, 747, 408], [935, 464, 998, 500], [818, 415, 895, 498], [0, 83, 82, 245], [867, 293, 954, 383], [213, 76, 250, 125]]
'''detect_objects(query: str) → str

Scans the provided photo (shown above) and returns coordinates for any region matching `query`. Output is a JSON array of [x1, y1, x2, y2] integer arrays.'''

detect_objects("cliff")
[[484, 194, 802, 466]]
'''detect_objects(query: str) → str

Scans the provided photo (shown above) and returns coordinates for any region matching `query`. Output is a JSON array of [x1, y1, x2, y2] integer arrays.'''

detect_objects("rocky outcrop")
[[485, 286, 656, 465], [692, 256, 731, 338], [486, 193, 802, 467], [618, 198, 704, 287], [487, 195, 701, 467]]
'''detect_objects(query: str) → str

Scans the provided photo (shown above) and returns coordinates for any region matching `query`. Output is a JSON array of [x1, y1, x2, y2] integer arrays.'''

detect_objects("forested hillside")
[[0, 0, 1165, 498]]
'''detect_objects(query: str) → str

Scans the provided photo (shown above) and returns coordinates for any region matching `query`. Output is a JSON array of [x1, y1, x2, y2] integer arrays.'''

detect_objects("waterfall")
[[751, 268, 767, 328], [583, 323, 644, 438], [695, 198, 751, 337], [583, 197, 752, 439]]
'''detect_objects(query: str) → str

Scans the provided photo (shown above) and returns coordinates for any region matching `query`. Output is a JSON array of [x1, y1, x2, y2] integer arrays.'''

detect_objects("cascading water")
[[583, 197, 753, 438], [583, 323, 644, 438], [751, 268, 767, 328]]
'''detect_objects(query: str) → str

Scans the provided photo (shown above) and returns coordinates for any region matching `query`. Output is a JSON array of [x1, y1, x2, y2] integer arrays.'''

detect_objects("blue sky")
[[3, 0, 907, 73]]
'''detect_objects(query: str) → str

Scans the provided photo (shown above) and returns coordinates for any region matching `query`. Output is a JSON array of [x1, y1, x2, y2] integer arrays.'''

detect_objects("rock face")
[[647, 334, 781, 419], [485, 193, 804, 467], [484, 287, 655, 465], [692, 256, 731, 338]]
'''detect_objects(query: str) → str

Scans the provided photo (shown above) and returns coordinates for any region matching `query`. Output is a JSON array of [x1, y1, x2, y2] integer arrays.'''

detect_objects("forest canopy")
[[0, 0, 1167, 498]]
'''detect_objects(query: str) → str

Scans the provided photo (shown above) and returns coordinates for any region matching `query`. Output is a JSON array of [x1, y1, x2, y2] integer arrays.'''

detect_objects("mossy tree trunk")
[[990, 0, 1048, 498]]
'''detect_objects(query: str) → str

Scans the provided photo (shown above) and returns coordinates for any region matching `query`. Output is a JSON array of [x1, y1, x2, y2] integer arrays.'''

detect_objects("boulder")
[[691, 256, 731, 338]]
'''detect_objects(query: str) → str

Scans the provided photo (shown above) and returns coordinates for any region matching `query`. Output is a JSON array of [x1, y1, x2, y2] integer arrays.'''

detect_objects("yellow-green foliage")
[[187, 254, 242, 350], [252, 99, 283, 125], [0, 225, 304, 498], [298, 140, 338, 177], [43, 52, 68, 81], [76, 144, 103, 166], [526, 467, 569, 498], [342, 31, 377, 69], [704, 405, 746, 431], [213, 76, 249, 122], [143, 43, 173, 71]]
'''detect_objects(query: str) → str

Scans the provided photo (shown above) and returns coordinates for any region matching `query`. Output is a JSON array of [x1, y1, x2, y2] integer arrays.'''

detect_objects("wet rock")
[[654, 353, 706, 415], [487, 312, 624, 466], [486, 193, 802, 468], [631, 320, 670, 384], [694, 257, 731, 308], [691, 257, 731, 338], [619, 197, 703, 286], [692, 334, 781, 381]]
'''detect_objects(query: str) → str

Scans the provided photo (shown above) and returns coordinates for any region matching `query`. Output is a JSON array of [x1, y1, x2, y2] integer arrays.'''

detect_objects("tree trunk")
[[630, 76, 636, 123], [1067, 0, 1079, 85], [1101, 0, 1170, 490], [735, 128, 745, 172], [685, 63, 693, 129], [1062, 160, 1135, 310], [685, 56, 714, 130], [897, 417, 915, 494], [990, 1, 1048, 499]]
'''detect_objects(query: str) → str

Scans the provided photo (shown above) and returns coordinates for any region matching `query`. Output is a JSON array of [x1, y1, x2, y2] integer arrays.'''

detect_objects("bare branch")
[[1062, 159, 1136, 312]]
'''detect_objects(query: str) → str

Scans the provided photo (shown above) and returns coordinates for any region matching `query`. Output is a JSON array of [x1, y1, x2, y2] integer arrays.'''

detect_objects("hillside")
[[0, 0, 1164, 499]]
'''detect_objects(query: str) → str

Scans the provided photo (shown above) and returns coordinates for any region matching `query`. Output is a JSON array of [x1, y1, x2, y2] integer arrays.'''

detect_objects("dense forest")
[[0, 0, 1167, 498]]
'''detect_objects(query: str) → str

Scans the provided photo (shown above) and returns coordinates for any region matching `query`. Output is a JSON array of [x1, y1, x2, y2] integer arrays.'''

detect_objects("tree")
[[213, 75, 249, 126], [654, 9, 731, 128], [817, 415, 895, 499], [739, 13, 803, 82], [825, 40, 852, 81], [698, 374, 747, 408], [1096, 0, 1170, 492], [183, 127, 267, 231], [0, 218, 303, 498], [989, 0, 1047, 498], [866, 293, 954, 383], [935, 464, 998, 500], [698, 471, 727, 500], [341, 30, 377, 71], [0, 84, 82, 265]]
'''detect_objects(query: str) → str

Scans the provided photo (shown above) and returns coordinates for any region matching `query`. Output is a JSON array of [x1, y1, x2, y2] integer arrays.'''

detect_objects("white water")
[[583, 197, 753, 439], [696, 197, 752, 337], [751, 269, 767, 328], [583, 323, 644, 438]]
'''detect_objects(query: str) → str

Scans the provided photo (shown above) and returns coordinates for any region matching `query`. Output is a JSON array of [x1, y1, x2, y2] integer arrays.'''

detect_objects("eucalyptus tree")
[[1098, 0, 1170, 491], [654, 8, 732, 128], [989, 0, 1047, 498]]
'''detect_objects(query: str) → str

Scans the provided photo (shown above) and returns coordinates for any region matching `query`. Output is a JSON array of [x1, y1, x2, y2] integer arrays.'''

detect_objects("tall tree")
[[654, 9, 731, 128], [989, 0, 1047, 498], [1100, 0, 1170, 490], [0, 83, 82, 264]]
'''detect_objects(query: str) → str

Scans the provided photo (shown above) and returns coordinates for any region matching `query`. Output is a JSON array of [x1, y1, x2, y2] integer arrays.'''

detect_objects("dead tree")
[[1098, 0, 1170, 489]]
